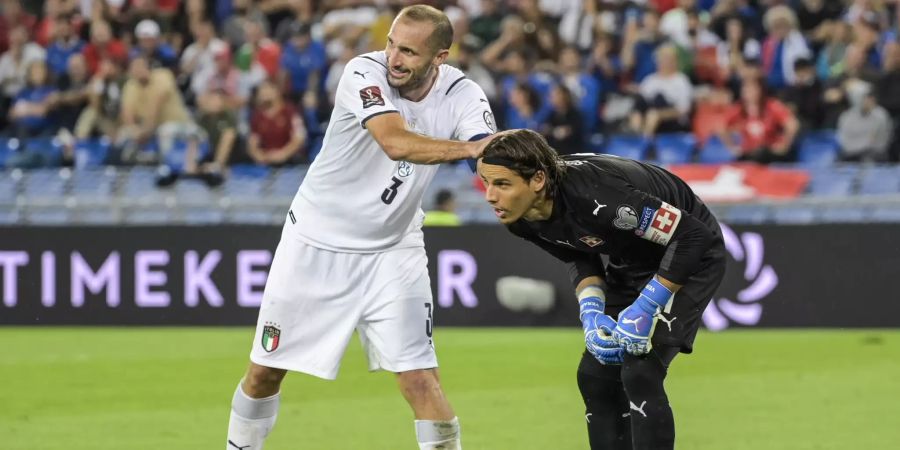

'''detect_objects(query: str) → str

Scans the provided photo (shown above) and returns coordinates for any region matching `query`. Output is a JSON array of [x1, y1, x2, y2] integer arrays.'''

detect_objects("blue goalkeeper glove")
[[578, 286, 624, 365], [613, 278, 673, 356]]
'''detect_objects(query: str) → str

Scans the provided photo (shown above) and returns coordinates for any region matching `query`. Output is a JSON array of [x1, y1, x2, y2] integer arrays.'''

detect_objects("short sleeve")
[[449, 78, 496, 141], [334, 56, 399, 128]]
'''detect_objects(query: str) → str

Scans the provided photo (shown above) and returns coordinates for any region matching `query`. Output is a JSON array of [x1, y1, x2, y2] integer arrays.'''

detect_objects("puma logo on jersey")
[[630, 401, 647, 417], [585, 413, 592, 423], [593, 200, 606, 216], [658, 314, 677, 332], [228, 440, 251, 450], [353, 70, 369, 79]]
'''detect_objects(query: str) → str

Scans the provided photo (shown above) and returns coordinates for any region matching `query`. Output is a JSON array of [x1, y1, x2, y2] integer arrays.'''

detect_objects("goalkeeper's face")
[[477, 161, 546, 225]]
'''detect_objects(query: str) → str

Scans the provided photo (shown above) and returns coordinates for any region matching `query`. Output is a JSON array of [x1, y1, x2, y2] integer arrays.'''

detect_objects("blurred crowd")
[[2, 0, 900, 183]]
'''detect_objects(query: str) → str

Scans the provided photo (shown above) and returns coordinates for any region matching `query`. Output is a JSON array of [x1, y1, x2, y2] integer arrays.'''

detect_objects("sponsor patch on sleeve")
[[638, 202, 682, 245], [359, 86, 385, 108]]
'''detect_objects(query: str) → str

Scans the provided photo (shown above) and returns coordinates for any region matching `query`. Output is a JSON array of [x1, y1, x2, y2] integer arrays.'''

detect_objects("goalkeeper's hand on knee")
[[579, 286, 624, 365], [613, 278, 672, 356]]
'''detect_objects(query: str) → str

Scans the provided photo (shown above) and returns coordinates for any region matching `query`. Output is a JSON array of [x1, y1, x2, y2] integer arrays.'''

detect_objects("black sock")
[[577, 351, 633, 450], [621, 347, 680, 450]]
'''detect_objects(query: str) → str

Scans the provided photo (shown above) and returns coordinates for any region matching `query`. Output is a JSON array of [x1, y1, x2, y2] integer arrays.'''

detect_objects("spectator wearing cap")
[[235, 17, 281, 79], [247, 80, 306, 166], [130, 19, 178, 70], [760, 6, 811, 92], [278, 22, 326, 102], [0, 25, 47, 102], [423, 190, 461, 227], [783, 57, 825, 130], [46, 13, 86, 79], [629, 44, 693, 138], [192, 41, 243, 110], [82, 20, 128, 75], [837, 82, 892, 162]]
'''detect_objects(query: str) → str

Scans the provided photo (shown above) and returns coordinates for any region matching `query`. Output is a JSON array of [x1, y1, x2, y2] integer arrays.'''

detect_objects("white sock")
[[415, 417, 461, 450], [226, 383, 280, 450]]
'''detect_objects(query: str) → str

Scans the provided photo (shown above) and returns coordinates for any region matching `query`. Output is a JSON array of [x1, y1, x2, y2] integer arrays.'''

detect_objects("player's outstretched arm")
[[365, 112, 494, 164]]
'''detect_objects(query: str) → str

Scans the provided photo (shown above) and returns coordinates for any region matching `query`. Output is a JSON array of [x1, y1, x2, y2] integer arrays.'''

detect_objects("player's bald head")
[[480, 129, 567, 197], [395, 4, 454, 53]]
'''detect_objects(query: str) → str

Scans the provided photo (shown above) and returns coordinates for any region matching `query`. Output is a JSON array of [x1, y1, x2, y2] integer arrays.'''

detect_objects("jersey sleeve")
[[334, 57, 399, 128], [449, 78, 497, 141], [507, 223, 605, 288], [590, 177, 716, 285]]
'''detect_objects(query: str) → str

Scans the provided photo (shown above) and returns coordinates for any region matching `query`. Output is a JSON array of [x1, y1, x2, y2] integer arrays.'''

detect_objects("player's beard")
[[387, 61, 434, 93]]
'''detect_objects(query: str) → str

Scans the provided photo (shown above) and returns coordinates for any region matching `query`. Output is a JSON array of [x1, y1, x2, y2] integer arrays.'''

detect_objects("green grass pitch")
[[1, 327, 898, 449]]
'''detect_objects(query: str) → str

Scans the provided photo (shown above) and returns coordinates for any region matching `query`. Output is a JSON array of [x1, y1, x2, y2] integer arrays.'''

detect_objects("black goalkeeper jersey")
[[506, 154, 723, 298]]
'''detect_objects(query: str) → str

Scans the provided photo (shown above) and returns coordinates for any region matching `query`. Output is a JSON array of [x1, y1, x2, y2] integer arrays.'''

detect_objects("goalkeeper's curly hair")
[[481, 129, 567, 197]]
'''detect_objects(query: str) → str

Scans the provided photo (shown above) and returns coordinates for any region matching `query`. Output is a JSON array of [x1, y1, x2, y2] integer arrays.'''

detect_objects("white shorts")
[[249, 232, 438, 380]]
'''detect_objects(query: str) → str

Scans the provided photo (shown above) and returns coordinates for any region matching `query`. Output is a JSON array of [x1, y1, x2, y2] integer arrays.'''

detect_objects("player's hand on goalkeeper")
[[613, 278, 672, 356], [578, 288, 624, 365]]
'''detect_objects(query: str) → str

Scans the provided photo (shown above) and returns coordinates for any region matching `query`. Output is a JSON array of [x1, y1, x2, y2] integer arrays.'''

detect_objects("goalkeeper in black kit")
[[476, 129, 727, 450]]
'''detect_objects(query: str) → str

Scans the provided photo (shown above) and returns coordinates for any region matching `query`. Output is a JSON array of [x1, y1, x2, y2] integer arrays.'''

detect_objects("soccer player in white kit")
[[225, 5, 496, 450]]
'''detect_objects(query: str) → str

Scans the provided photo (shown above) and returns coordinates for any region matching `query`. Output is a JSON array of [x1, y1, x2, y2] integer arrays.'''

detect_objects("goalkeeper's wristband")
[[638, 278, 673, 311], [577, 285, 606, 320]]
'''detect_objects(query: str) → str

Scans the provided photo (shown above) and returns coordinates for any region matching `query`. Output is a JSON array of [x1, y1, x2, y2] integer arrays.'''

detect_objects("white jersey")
[[288, 51, 495, 252]]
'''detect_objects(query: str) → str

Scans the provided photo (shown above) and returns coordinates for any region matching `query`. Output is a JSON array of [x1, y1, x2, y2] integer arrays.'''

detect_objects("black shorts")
[[604, 243, 727, 355]]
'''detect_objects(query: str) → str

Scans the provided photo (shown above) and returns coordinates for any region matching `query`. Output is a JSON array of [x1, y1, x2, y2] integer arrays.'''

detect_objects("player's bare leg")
[[225, 362, 287, 450], [397, 368, 461, 449]]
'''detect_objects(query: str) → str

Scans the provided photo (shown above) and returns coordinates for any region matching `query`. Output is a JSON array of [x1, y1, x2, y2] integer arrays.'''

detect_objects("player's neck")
[[399, 66, 439, 102], [524, 196, 554, 221]]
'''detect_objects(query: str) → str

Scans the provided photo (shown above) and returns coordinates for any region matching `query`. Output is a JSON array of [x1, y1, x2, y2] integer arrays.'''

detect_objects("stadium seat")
[[22, 168, 69, 198], [697, 135, 737, 164], [587, 133, 606, 154], [121, 167, 163, 198], [0, 137, 15, 166], [270, 166, 307, 196], [771, 206, 818, 224], [818, 206, 868, 223], [182, 207, 225, 225], [603, 135, 651, 160], [858, 166, 900, 195], [0, 171, 18, 202], [723, 204, 770, 224], [0, 208, 19, 224], [26, 207, 72, 225], [74, 138, 111, 168], [806, 166, 857, 197], [228, 209, 278, 225], [870, 207, 900, 222], [654, 133, 697, 165], [70, 167, 117, 198], [162, 139, 211, 173], [75, 208, 119, 225], [124, 207, 173, 225], [797, 130, 839, 167]]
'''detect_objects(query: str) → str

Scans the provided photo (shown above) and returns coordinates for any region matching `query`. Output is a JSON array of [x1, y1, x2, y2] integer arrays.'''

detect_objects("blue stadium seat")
[[0, 171, 18, 202], [74, 138, 112, 168], [27, 207, 72, 225], [0, 137, 16, 166], [183, 207, 225, 225], [270, 166, 307, 196], [698, 136, 737, 164], [771, 206, 817, 224], [723, 204, 770, 224], [858, 166, 900, 195], [604, 135, 650, 160], [870, 207, 900, 222], [70, 167, 116, 198], [654, 133, 696, 165], [22, 168, 69, 198], [0, 208, 19, 224], [818, 206, 868, 223], [807, 166, 857, 196], [162, 139, 211, 173], [797, 130, 839, 167]]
